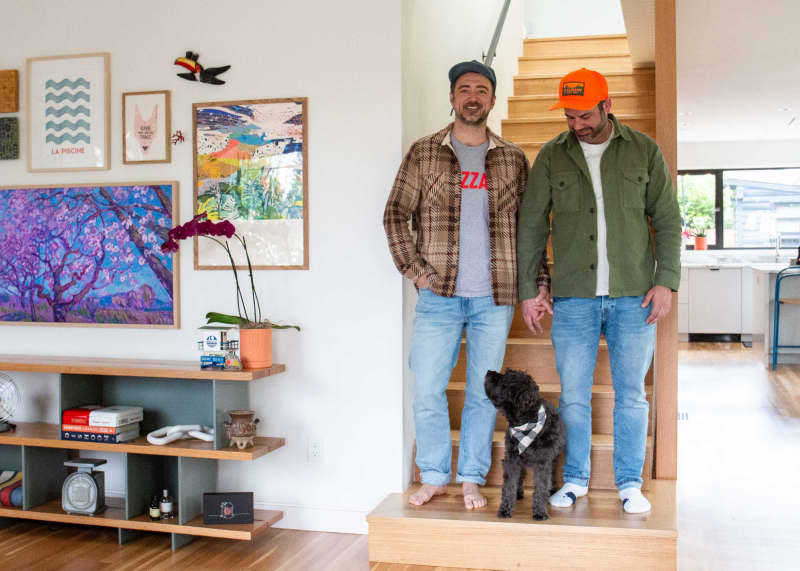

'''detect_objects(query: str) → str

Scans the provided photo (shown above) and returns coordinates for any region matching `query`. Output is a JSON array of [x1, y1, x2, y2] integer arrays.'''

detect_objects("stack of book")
[[61, 405, 144, 444]]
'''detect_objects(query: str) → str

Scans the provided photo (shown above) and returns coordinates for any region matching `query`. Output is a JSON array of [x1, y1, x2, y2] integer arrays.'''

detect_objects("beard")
[[572, 111, 610, 143], [454, 102, 490, 126]]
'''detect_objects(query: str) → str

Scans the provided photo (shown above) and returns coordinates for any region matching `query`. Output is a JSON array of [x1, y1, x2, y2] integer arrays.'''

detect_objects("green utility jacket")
[[517, 114, 681, 300]]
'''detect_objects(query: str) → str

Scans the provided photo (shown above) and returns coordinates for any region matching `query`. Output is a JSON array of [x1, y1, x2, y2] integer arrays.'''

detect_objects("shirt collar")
[[439, 122, 503, 151]]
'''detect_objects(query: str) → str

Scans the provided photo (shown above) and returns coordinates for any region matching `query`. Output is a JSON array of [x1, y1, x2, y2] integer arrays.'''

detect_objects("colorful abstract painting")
[[0, 182, 179, 327], [193, 98, 308, 269], [26, 53, 110, 172], [0, 118, 18, 160]]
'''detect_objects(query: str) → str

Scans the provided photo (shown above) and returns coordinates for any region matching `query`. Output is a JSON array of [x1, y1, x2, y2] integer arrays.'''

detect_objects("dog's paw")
[[497, 507, 513, 518], [532, 511, 549, 521]]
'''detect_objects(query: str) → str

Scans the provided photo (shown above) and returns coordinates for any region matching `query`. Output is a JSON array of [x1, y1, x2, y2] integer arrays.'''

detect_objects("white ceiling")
[[676, 0, 800, 142]]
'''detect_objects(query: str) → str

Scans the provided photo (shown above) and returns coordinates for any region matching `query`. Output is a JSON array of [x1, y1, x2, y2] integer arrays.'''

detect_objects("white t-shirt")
[[579, 125, 614, 296]]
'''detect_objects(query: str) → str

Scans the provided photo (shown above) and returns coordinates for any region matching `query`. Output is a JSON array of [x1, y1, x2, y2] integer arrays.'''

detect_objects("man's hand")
[[521, 286, 553, 334], [416, 274, 430, 289], [641, 285, 672, 325]]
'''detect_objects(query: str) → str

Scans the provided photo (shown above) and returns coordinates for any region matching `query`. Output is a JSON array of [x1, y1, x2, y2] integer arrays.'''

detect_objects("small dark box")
[[203, 492, 254, 524]]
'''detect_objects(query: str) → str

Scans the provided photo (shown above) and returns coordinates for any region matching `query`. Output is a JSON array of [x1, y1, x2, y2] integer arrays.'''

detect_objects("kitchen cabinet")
[[688, 268, 741, 334]]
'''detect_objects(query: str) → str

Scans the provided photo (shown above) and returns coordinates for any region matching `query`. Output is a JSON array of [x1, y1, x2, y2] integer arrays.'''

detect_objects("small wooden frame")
[[26, 53, 110, 172], [122, 90, 171, 164]]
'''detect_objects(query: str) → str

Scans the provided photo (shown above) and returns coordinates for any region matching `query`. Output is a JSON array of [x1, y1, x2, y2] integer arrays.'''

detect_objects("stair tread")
[[516, 68, 654, 80], [509, 91, 655, 101], [504, 112, 655, 124], [524, 34, 629, 43], [448, 431, 653, 448], [447, 381, 654, 396], [519, 52, 630, 61], [460, 337, 607, 347], [367, 481, 676, 535]]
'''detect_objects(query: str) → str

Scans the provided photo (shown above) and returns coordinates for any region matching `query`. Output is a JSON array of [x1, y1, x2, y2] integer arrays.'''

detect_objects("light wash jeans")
[[409, 289, 514, 486], [551, 295, 655, 491]]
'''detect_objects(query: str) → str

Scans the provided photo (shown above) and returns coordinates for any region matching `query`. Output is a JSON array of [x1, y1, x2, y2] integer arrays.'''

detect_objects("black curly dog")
[[485, 369, 566, 520]]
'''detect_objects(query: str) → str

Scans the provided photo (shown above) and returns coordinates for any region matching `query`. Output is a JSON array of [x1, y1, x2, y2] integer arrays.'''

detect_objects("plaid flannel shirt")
[[384, 123, 550, 306]]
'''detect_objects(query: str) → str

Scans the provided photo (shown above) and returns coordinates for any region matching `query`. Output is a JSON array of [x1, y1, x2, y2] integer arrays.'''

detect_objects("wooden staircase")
[[369, 34, 677, 570]]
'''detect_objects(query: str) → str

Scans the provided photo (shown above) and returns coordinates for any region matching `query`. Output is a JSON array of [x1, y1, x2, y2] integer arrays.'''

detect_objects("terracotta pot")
[[239, 328, 272, 368], [223, 409, 260, 449], [694, 236, 708, 250]]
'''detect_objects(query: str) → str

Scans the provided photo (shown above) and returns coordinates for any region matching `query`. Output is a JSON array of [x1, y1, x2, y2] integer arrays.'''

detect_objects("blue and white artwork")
[[26, 53, 109, 171]]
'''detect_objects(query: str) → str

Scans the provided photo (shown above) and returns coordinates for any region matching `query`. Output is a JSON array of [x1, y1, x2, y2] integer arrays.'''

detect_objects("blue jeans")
[[551, 296, 655, 491], [409, 289, 514, 486]]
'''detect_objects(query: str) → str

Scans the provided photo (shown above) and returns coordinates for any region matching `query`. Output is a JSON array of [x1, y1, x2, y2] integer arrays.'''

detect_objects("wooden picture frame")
[[26, 52, 110, 172], [122, 90, 171, 164], [192, 97, 309, 270], [0, 181, 180, 328]]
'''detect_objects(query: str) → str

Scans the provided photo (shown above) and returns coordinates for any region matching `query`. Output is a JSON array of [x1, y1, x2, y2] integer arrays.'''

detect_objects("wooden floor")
[[0, 344, 797, 570]]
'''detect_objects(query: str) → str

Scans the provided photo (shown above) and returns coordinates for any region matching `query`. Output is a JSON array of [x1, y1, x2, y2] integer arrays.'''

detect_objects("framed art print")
[[192, 97, 308, 270], [0, 181, 179, 328], [123, 90, 171, 164], [26, 53, 110, 172]]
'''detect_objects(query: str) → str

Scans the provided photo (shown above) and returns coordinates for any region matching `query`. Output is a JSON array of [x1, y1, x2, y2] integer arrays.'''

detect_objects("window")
[[677, 168, 800, 249]]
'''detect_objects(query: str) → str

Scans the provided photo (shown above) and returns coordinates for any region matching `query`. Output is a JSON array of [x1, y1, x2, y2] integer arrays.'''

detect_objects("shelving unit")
[[0, 355, 286, 551]]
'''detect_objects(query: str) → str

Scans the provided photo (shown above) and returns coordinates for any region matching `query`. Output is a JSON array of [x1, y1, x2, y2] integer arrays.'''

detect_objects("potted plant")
[[161, 213, 299, 368], [691, 217, 710, 250]]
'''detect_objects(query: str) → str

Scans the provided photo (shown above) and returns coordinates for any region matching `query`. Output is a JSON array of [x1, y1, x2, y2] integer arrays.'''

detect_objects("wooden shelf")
[[0, 422, 285, 460], [0, 354, 285, 381], [0, 499, 281, 540]]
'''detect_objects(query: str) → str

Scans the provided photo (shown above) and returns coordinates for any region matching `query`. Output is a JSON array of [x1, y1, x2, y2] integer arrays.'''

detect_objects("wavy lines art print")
[[193, 97, 308, 270], [44, 76, 91, 146], [26, 53, 109, 171]]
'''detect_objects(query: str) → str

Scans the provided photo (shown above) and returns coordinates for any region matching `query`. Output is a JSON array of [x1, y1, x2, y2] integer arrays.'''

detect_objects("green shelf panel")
[[213, 380, 249, 450], [21, 446, 68, 511]]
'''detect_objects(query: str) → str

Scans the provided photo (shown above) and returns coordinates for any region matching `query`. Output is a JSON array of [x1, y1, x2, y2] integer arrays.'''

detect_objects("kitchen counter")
[[751, 265, 800, 368]]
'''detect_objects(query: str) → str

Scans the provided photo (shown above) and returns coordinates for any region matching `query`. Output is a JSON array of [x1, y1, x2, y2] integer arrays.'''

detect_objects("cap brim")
[[549, 98, 602, 111]]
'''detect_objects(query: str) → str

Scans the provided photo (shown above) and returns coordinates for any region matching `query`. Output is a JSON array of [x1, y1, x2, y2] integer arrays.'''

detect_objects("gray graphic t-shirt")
[[451, 134, 491, 298]]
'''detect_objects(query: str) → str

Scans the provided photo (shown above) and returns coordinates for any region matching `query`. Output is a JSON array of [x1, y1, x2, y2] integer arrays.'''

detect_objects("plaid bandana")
[[508, 404, 547, 454]]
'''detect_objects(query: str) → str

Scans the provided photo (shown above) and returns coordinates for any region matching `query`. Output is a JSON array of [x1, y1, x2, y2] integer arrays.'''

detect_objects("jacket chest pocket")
[[493, 177, 519, 213], [422, 173, 456, 208], [622, 167, 649, 209], [551, 171, 581, 213]]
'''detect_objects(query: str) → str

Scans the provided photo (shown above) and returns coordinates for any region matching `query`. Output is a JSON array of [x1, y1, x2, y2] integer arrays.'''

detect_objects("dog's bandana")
[[508, 404, 547, 454]]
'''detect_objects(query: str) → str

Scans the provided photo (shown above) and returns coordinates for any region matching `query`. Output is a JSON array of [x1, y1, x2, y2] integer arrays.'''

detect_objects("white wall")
[[525, 0, 625, 38], [679, 140, 800, 170], [0, 0, 403, 533], [400, 0, 525, 486]]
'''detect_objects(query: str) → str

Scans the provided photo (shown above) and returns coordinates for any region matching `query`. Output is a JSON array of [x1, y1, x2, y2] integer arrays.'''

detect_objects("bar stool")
[[771, 266, 800, 370]]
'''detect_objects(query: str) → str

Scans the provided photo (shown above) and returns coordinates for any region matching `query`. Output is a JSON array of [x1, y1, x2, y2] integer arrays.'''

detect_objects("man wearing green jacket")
[[516, 68, 681, 514]]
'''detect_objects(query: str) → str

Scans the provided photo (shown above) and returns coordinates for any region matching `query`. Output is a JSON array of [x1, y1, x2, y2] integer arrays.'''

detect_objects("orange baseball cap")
[[549, 68, 609, 111]]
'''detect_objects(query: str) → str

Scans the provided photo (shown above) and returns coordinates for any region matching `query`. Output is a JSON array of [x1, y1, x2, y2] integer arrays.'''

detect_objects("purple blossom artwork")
[[0, 182, 179, 327]]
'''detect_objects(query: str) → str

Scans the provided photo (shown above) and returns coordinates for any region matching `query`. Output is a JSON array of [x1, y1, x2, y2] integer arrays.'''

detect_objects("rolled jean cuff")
[[455, 474, 486, 486], [563, 475, 590, 487], [420, 470, 450, 487], [617, 479, 642, 491]]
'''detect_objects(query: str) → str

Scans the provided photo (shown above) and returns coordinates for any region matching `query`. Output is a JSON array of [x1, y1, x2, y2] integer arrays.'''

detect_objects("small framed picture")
[[26, 52, 110, 172], [123, 90, 171, 164]]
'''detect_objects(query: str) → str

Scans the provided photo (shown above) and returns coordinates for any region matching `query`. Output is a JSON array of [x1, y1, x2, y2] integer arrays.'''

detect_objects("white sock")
[[619, 487, 651, 513], [549, 483, 588, 507]]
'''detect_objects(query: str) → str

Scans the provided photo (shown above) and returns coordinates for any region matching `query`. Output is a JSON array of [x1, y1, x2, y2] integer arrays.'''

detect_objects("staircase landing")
[[368, 481, 676, 570]]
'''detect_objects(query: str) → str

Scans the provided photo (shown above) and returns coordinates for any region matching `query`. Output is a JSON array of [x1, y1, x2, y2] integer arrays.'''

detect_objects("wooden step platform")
[[518, 53, 632, 74], [509, 91, 655, 117], [368, 481, 677, 570], [514, 68, 655, 96], [523, 34, 630, 58]]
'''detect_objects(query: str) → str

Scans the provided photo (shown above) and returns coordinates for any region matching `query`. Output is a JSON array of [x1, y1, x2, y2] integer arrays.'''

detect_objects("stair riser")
[[451, 343, 613, 384], [519, 55, 632, 75], [502, 117, 655, 141], [514, 70, 655, 96], [446, 390, 653, 435], [368, 517, 676, 570], [509, 93, 655, 117], [523, 37, 630, 58], [413, 442, 653, 491]]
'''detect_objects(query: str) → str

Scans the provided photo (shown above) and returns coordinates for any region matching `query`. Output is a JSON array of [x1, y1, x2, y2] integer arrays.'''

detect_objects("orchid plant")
[[161, 213, 299, 330]]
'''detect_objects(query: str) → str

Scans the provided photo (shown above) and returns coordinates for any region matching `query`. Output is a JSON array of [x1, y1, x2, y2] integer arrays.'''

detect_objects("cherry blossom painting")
[[0, 182, 179, 327]]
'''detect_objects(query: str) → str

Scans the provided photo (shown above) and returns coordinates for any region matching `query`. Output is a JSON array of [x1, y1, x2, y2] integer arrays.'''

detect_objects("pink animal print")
[[134, 104, 158, 154]]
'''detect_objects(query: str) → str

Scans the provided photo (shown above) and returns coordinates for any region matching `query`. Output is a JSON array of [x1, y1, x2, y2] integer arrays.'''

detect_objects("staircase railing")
[[484, 0, 512, 67]]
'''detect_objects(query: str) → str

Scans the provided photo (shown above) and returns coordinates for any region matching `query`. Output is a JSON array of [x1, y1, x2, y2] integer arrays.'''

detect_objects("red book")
[[61, 405, 102, 426]]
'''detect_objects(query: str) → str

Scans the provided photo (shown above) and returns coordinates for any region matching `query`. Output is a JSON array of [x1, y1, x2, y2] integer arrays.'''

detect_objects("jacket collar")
[[434, 122, 505, 151], [554, 113, 630, 149]]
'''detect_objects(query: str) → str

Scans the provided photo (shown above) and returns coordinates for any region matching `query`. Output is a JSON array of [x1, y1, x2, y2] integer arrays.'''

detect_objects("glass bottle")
[[159, 488, 174, 519], [149, 495, 161, 521]]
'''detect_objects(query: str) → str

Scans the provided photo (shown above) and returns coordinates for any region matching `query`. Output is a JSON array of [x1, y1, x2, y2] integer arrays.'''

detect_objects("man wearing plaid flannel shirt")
[[384, 61, 550, 508]]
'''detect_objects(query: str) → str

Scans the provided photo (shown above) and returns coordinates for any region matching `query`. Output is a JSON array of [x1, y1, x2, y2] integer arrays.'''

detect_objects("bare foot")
[[408, 484, 446, 506], [462, 482, 487, 509]]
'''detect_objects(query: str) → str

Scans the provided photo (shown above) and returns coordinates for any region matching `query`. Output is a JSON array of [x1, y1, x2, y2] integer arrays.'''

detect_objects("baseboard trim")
[[255, 501, 367, 534]]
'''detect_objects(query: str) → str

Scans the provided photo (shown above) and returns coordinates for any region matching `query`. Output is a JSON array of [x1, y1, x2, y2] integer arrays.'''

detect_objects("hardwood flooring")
[[0, 343, 796, 570]]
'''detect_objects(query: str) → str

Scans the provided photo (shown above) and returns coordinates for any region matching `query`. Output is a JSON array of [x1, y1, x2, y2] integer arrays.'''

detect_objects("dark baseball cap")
[[448, 60, 496, 91]]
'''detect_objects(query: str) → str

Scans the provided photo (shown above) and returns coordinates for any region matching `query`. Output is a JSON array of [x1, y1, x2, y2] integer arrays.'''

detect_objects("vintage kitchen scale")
[[62, 458, 107, 515]]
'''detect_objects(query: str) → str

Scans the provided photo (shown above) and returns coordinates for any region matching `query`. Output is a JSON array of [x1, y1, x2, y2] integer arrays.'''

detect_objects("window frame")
[[677, 166, 800, 250]]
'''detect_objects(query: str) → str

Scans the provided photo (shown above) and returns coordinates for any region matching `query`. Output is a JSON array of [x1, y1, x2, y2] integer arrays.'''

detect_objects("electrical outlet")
[[308, 438, 322, 462]]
